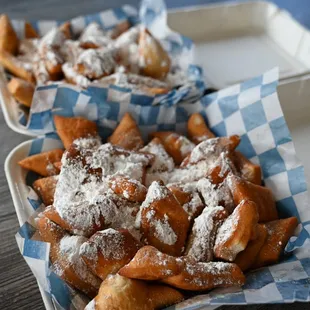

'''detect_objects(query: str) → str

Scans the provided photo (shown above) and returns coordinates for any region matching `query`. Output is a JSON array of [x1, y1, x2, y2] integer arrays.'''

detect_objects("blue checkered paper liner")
[[10, 0, 205, 132], [15, 68, 310, 309]]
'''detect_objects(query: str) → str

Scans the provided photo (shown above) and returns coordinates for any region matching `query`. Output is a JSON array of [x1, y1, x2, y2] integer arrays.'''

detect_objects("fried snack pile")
[[18, 112, 298, 310], [0, 14, 188, 112]]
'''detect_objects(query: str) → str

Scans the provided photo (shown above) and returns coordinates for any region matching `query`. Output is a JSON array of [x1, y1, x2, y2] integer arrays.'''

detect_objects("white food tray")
[[168, 1, 310, 89], [1, 1, 310, 136], [5, 140, 55, 310]]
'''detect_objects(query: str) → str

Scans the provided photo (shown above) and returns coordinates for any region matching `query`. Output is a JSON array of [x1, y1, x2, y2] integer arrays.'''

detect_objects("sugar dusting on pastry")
[[186, 206, 225, 262], [79, 228, 126, 262], [53, 139, 152, 236], [59, 235, 101, 287]]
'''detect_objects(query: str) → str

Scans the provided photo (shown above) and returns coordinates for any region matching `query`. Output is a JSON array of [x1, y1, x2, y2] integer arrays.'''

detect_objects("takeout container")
[[5, 67, 310, 309], [2, 1, 310, 138]]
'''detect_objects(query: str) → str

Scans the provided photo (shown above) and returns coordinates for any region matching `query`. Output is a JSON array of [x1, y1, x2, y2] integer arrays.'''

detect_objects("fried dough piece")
[[80, 228, 141, 280], [234, 151, 261, 185], [37, 216, 101, 297], [151, 131, 195, 165], [214, 200, 259, 261], [141, 138, 175, 186], [109, 20, 131, 39], [234, 224, 268, 271], [119, 246, 183, 280], [53, 115, 98, 149], [36, 215, 66, 261], [207, 151, 239, 185], [33, 176, 58, 206], [181, 135, 240, 167], [252, 217, 298, 269], [75, 48, 117, 79], [54, 235, 101, 298], [62, 62, 90, 88], [187, 113, 215, 144], [108, 113, 144, 151], [162, 260, 245, 291], [7, 77, 34, 107], [88, 274, 183, 310], [196, 177, 235, 213], [185, 206, 228, 262], [167, 182, 204, 221], [0, 14, 18, 54], [0, 50, 34, 82], [79, 22, 111, 49], [139, 28, 171, 79], [25, 22, 39, 38], [148, 283, 184, 310], [108, 175, 147, 202], [226, 174, 278, 222], [18, 149, 64, 176], [43, 205, 74, 233], [140, 181, 190, 256]]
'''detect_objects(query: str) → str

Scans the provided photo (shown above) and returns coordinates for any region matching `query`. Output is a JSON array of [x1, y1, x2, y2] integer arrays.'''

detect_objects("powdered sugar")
[[39, 27, 66, 49], [186, 138, 219, 165], [142, 139, 174, 186], [62, 62, 91, 88], [215, 203, 242, 246], [141, 181, 170, 209], [186, 206, 225, 262], [178, 136, 195, 157], [54, 141, 151, 236], [79, 22, 112, 47], [76, 48, 116, 78], [59, 235, 100, 287], [79, 228, 126, 262]]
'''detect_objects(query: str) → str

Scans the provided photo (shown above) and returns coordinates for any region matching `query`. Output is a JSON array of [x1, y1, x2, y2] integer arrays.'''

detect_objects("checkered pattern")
[[14, 68, 310, 309], [12, 0, 204, 134]]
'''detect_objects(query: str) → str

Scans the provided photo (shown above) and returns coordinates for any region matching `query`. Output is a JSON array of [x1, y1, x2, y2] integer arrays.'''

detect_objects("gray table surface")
[[0, 0, 309, 309]]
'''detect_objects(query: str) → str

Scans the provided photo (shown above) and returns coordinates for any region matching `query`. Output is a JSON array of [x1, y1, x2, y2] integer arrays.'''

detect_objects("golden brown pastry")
[[33, 176, 58, 206], [119, 246, 183, 280], [108, 113, 144, 151], [53, 115, 98, 149], [185, 206, 228, 262], [7, 77, 35, 107], [86, 274, 183, 310], [139, 181, 190, 256], [214, 199, 259, 261], [187, 113, 215, 144], [252, 217, 298, 269], [167, 182, 204, 221], [0, 14, 19, 54], [234, 224, 267, 271], [162, 260, 245, 291], [151, 131, 195, 165], [80, 228, 141, 280], [226, 174, 278, 222], [18, 149, 64, 176], [120, 246, 245, 291], [37, 215, 101, 297], [233, 151, 262, 185], [139, 28, 170, 79], [0, 50, 34, 82], [180, 135, 240, 167], [108, 175, 147, 202], [24, 22, 39, 38]]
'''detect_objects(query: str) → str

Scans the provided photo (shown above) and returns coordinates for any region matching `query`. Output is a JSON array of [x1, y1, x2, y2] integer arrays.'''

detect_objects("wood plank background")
[[0, 1, 309, 309]]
